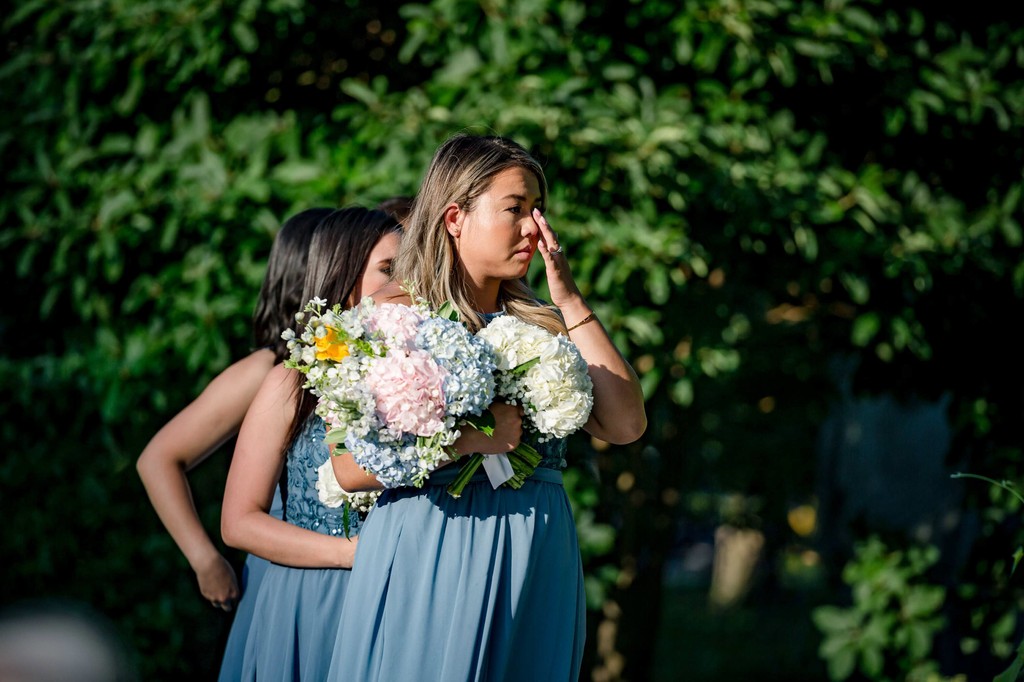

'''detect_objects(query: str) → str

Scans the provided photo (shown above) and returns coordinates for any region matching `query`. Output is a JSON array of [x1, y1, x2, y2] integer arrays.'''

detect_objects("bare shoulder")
[[248, 362, 300, 415], [371, 281, 413, 306], [259, 362, 298, 393]]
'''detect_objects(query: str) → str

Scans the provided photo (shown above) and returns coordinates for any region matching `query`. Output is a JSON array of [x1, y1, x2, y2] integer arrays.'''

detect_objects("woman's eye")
[[506, 205, 522, 215]]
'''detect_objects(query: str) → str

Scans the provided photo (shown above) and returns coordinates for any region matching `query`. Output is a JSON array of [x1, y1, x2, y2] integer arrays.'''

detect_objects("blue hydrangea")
[[345, 432, 434, 489], [416, 317, 497, 417], [289, 297, 501, 489]]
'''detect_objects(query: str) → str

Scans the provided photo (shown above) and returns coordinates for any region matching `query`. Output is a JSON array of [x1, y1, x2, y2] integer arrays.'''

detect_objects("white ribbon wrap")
[[480, 453, 515, 489]]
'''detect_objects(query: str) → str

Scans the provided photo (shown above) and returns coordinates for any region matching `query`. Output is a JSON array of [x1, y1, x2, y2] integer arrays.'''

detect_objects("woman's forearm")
[[137, 454, 222, 568], [560, 297, 647, 444], [137, 349, 274, 564], [330, 451, 385, 492], [222, 510, 356, 568]]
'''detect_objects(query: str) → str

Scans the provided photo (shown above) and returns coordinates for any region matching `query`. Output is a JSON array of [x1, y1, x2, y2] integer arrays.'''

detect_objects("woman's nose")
[[523, 214, 540, 237]]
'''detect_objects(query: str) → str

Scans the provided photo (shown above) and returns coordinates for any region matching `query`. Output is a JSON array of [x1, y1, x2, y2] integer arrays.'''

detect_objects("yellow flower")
[[315, 328, 350, 361]]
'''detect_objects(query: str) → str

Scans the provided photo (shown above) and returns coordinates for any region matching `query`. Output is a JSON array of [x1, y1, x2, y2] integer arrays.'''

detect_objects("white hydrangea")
[[477, 316, 593, 441], [315, 459, 380, 513]]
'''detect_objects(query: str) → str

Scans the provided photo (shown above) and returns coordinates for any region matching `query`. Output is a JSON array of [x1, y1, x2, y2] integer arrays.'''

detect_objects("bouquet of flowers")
[[446, 315, 594, 498], [284, 296, 497, 492]]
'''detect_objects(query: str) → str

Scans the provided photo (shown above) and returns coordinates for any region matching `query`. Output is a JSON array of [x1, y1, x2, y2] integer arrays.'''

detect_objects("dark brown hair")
[[375, 196, 415, 225], [252, 208, 333, 360], [285, 207, 402, 449]]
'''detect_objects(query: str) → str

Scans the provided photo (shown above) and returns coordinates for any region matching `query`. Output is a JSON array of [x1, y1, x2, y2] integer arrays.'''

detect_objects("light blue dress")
[[238, 415, 361, 681], [217, 486, 284, 682], [328, 314, 586, 682]]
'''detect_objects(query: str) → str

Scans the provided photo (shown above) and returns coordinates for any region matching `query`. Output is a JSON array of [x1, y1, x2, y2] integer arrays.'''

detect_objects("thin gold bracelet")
[[566, 311, 597, 333]]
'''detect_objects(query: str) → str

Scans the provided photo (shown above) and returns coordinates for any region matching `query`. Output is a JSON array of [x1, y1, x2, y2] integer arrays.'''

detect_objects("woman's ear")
[[443, 203, 462, 238]]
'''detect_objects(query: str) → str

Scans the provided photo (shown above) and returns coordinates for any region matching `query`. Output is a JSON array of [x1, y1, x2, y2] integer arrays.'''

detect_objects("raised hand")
[[532, 208, 585, 310], [532, 210, 647, 444]]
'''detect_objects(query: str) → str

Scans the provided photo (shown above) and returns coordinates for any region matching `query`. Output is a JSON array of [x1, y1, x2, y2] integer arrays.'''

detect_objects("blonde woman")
[[326, 134, 646, 681]]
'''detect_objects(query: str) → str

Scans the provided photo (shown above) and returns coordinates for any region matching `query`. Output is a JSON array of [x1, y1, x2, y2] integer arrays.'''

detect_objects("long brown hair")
[[392, 134, 566, 335], [284, 207, 402, 449], [252, 208, 333, 360]]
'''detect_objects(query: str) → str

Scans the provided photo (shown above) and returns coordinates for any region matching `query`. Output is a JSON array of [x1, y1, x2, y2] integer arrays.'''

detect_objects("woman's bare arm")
[[222, 364, 357, 568], [136, 349, 275, 605]]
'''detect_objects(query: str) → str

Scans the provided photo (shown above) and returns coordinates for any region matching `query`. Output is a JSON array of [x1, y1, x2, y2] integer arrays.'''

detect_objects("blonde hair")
[[394, 134, 567, 335]]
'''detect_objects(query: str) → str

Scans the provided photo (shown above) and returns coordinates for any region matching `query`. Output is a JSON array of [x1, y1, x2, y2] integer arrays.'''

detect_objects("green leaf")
[[436, 47, 482, 84], [462, 410, 496, 437], [669, 378, 692, 407], [903, 585, 945, 618], [812, 606, 860, 634], [906, 622, 933, 660], [323, 430, 348, 445], [826, 646, 856, 681], [271, 161, 322, 185], [994, 636, 1024, 682], [231, 22, 258, 52], [860, 645, 884, 678], [510, 356, 541, 375], [792, 39, 840, 59], [437, 300, 459, 321]]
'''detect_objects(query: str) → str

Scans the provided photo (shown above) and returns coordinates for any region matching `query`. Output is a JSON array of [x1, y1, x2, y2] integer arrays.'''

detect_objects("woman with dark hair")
[[221, 207, 401, 681], [327, 135, 646, 681], [375, 195, 415, 225], [136, 208, 331, 681]]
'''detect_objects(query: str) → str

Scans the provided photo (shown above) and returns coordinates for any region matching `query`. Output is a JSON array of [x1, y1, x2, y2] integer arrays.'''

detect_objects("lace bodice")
[[284, 415, 361, 536], [529, 433, 567, 471]]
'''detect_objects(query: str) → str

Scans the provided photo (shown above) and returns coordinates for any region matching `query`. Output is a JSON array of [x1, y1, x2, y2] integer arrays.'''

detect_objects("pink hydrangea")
[[366, 303, 424, 350], [365, 349, 448, 437]]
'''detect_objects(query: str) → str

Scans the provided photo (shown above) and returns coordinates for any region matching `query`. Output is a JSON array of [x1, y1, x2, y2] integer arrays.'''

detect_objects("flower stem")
[[952, 472, 1024, 506], [446, 443, 544, 498], [447, 454, 484, 498]]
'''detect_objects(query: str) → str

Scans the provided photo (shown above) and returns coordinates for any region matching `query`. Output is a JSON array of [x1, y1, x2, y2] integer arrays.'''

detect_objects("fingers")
[[210, 600, 235, 612], [533, 208, 562, 257]]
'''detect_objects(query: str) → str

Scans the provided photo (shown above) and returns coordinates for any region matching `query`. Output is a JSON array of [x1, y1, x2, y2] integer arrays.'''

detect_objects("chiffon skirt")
[[219, 488, 284, 682], [239, 563, 353, 681], [328, 467, 586, 682]]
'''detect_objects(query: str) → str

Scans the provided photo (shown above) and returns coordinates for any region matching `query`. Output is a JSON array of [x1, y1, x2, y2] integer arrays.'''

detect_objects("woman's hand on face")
[[457, 402, 523, 455], [533, 208, 584, 309]]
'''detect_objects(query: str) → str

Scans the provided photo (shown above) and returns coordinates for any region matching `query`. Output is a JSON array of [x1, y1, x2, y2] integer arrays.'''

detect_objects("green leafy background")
[[2, 0, 1022, 679]]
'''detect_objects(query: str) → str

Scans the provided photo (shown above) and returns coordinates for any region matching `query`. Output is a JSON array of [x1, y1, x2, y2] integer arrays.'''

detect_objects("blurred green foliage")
[[813, 537, 948, 681], [3, 0, 1023, 679]]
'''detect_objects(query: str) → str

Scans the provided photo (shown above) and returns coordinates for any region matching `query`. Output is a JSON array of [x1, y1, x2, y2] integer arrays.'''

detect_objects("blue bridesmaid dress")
[[328, 374, 586, 681], [217, 486, 284, 682], [238, 415, 361, 681]]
